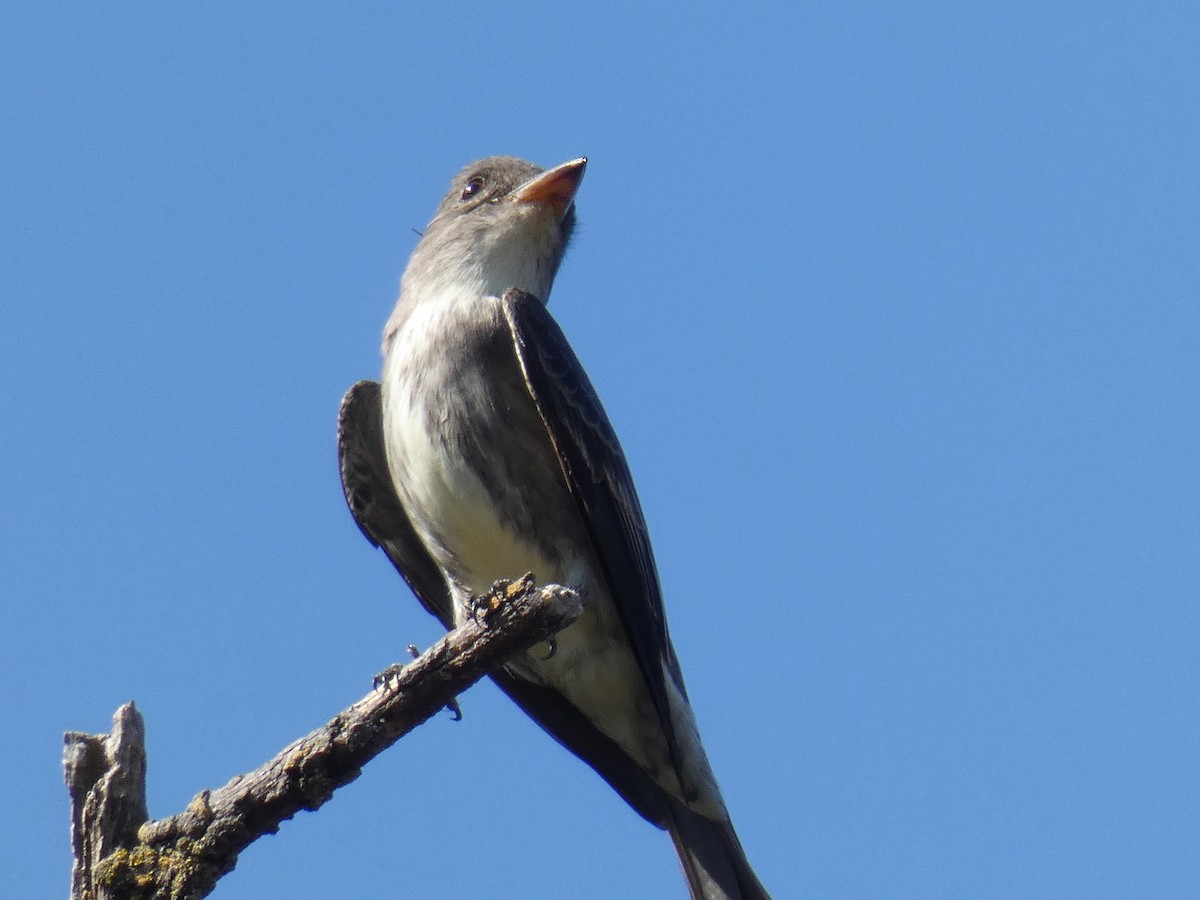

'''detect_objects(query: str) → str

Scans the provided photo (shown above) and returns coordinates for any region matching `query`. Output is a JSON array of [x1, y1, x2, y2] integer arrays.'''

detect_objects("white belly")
[[381, 296, 560, 615]]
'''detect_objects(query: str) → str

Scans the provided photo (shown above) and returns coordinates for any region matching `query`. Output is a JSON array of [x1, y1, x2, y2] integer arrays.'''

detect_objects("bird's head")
[[400, 156, 587, 306]]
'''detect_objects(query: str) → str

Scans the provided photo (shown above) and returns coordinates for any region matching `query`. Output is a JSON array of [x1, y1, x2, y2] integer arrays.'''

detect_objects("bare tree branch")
[[64, 577, 581, 900], [65, 703, 149, 900]]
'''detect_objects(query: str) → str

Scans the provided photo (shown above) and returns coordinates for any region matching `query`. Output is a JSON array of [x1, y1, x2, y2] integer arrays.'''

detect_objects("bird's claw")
[[373, 644, 464, 721], [470, 572, 537, 625], [372, 662, 407, 690]]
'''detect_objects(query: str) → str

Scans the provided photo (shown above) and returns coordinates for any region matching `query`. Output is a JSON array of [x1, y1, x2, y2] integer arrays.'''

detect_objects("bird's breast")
[[380, 291, 581, 612]]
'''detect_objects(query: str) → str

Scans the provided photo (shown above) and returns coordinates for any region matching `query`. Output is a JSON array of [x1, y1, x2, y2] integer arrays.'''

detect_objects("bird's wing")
[[337, 376, 672, 825], [500, 288, 689, 771], [337, 380, 455, 628]]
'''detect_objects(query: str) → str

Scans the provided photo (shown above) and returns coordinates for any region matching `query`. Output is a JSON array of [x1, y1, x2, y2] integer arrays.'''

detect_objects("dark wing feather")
[[337, 380, 454, 628], [500, 289, 689, 774], [337, 378, 673, 825]]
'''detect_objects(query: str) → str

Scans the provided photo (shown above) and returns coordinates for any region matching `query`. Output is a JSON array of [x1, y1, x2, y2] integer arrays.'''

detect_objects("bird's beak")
[[512, 157, 587, 220]]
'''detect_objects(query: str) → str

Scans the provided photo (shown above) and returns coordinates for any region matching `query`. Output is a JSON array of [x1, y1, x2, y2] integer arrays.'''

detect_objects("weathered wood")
[[65, 703, 149, 900], [64, 577, 581, 900]]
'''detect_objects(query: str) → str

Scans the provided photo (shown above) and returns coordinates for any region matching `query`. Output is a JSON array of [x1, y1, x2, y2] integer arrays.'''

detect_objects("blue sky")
[[4, 4, 1198, 898]]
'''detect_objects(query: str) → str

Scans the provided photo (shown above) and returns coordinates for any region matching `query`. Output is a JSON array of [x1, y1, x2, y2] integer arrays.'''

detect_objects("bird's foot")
[[470, 572, 537, 625], [372, 662, 407, 690], [373, 644, 463, 720]]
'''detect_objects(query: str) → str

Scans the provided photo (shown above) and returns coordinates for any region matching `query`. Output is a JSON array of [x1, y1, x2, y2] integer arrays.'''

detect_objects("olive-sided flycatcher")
[[338, 156, 769, 899]]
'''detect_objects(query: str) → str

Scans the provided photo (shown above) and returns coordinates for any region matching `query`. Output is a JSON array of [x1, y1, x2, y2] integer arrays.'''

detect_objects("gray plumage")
[[337, 156, 769, 899]]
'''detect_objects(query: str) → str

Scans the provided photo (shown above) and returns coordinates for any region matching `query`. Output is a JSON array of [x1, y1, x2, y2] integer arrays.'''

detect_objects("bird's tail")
[[666, 799, 771, 900]]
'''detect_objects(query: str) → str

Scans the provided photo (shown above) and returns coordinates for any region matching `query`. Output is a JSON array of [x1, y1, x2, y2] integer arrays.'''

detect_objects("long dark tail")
[[666, 798, 771, 900]]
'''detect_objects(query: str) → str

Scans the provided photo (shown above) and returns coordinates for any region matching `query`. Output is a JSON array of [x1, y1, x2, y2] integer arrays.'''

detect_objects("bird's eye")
[[461, 175, 485, 200]]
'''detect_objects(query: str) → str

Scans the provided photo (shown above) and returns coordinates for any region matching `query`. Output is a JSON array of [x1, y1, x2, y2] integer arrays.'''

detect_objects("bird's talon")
[[373, 662, 407, 690], [375, 647, 462, 719], [469, 591, 502, 624], [470, 575, 534, 625]]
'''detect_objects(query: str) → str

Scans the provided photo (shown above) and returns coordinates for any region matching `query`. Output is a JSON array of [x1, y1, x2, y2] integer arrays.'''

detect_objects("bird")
[[337, 155, 769, 899]]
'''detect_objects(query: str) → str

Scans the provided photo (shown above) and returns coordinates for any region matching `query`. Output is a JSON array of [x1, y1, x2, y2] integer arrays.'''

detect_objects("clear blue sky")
[[4, 4, 1197, 898]]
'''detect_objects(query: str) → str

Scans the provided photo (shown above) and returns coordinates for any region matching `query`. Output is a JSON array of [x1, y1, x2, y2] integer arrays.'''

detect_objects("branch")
[[64, 576, 581, 900]]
